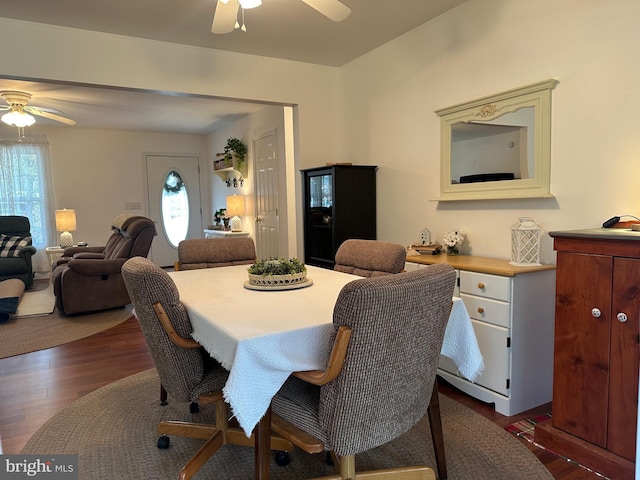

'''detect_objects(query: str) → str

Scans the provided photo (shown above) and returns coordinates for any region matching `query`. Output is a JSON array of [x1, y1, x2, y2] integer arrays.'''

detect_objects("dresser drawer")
[[460, 271, 511, 302], [460, 293, 510, 328]]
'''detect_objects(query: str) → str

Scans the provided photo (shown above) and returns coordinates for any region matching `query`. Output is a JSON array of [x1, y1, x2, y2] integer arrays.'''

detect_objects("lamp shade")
[[226, 195, 246, 217], [226, 195, 245, 232], [55, 209, 77, 232]]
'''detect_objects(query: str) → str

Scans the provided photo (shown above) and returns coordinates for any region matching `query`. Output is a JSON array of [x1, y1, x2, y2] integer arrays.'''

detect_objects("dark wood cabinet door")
[[607, 256, 640, 461], [552, 251, 612, 447]]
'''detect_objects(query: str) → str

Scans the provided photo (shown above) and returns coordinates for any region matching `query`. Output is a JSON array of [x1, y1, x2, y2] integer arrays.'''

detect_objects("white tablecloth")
[[169, 265, 483, 436]]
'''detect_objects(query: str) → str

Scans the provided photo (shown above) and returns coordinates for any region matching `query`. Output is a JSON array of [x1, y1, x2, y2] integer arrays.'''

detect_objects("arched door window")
[[161, 170, 189, 248]]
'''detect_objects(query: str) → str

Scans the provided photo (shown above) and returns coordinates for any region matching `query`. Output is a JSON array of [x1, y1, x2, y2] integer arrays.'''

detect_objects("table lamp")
[[226, 195, 245, 232], [55, 209, 77, 247]]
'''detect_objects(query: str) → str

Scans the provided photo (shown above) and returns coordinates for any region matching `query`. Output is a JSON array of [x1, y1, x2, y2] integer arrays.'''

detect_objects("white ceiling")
[[0, 0, 467, 134]]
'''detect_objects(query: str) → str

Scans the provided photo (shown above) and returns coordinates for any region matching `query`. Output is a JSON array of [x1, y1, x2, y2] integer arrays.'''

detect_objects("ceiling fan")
[[212, 0, 351, 34], [0, 90, 77, 128]]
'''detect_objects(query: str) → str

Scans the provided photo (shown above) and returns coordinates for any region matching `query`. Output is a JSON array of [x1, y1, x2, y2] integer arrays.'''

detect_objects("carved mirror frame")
[[435, 79, 558, 201]]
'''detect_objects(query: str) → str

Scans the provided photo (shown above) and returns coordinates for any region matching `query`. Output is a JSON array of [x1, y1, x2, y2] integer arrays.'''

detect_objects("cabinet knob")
[[477, 307, 485, 314], [617, 312, 628, 323], [477, 282, 485, 289], [591, 308, 601, 318]]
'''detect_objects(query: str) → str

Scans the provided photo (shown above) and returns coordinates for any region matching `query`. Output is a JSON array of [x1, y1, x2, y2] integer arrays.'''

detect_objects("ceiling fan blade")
[[301, 0, 351, 22], [26, 106, 76, 126], [212, 0, 239, 34]]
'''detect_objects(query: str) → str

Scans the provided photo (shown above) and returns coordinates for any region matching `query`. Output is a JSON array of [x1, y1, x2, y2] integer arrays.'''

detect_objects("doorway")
[[254, 131, 280, 260], [145, 154, 202, 267]]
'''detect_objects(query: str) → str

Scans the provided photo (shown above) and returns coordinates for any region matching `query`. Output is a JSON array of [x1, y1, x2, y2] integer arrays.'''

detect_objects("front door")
[[145, 154, 202, 267], [254, 132, 279, 260]]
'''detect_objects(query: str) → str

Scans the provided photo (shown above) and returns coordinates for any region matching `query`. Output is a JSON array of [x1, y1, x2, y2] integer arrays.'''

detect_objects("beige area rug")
[[0, 291, 133, 359], [15, 279, 55, 318], [22, 369, 553, 480]]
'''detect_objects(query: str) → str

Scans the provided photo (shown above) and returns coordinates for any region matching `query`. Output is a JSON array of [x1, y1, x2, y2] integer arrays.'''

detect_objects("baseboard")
[[534, 418, 634, 480]]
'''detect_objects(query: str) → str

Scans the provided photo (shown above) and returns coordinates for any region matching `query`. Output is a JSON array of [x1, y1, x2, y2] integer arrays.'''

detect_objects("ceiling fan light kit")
[[212, 0, 350, 34], [0, 89, 77, 140], [238, 0, 262, 9], [1, 110, 36, 128]]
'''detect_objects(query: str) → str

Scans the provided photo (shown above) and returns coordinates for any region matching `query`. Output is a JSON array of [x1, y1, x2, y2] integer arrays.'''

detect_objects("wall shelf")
[[213, 154, 247, 187]]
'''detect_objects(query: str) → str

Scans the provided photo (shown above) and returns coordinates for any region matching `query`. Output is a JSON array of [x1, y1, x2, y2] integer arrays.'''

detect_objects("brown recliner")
[[52, 215, 157, 315]]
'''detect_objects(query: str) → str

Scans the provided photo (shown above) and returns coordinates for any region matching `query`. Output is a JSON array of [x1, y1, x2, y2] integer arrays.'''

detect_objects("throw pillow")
[[0, 234, 32, 257]]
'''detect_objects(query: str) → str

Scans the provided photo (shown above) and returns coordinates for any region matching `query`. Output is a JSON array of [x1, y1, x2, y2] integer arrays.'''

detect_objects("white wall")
[[22, 125, 208, 248], [339, 0, 640, 263]]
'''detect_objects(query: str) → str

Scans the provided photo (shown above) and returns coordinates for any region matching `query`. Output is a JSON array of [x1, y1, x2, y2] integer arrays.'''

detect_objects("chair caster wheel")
[[189, 402, 199, 413], [157, 434, 170, 449], [160, 400, 168, 406], [275, 451, 291, 466]]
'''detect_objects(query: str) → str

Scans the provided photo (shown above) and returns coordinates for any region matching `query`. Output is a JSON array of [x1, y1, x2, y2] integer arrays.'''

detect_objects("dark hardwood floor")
[[0, 316, 599, 479]]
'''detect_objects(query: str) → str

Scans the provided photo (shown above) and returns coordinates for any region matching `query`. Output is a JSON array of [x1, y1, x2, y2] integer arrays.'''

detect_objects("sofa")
[[0, 215, 37, 287], [52, 214, 156, 315]]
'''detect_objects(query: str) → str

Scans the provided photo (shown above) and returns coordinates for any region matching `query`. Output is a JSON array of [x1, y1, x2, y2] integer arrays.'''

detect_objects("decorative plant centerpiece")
[[223, 137, 247, 170], [443, 230, 465, 256], [247, 257, 307, 287]]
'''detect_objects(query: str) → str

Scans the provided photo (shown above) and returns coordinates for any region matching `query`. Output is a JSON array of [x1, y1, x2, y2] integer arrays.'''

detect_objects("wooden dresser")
[[534, 228, 640, 480], [405, 254, 555, 416]]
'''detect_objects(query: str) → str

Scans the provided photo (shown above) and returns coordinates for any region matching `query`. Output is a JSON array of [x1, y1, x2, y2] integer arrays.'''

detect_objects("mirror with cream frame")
[[435, 79, 558, 201]]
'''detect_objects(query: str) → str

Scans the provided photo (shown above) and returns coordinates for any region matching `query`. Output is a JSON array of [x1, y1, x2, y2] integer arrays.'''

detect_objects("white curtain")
[[0, 135, 56, 273]]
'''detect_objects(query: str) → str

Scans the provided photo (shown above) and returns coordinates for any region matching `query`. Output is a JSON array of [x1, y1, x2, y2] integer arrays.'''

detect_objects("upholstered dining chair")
[[334, 238, 449, 478], [122, 256, 293, 480], [333, 239, 406, 277], [271, 264, 456, 480], [174, 237, 256, 271]]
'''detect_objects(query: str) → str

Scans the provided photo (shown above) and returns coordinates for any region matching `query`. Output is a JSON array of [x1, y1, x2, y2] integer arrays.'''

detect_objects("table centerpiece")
[[246, 257, 309, 289]]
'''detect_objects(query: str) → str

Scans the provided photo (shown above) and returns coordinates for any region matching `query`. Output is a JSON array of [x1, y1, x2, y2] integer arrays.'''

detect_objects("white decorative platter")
[[243, 278, 314, 291]]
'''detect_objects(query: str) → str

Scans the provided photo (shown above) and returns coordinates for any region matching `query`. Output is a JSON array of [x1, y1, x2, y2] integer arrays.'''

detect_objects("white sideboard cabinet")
[[405, 255, 555, 416]]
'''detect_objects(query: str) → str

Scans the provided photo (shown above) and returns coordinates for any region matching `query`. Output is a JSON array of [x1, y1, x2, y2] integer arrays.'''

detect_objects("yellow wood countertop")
[[406, 254, 555, 277]]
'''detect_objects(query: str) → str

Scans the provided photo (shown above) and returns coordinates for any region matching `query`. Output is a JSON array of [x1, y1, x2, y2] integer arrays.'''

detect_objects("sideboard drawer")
[[460, 270, 511, 302], [460, 293, 510, 328]]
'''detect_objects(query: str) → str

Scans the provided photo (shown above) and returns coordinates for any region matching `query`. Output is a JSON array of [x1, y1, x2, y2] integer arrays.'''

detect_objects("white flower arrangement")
[[443, 230, 465, 248]]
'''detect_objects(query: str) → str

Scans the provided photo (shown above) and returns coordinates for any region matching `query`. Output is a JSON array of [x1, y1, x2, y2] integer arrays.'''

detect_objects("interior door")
[[146, 155, 202, 267], [254, 132, 279, 260]]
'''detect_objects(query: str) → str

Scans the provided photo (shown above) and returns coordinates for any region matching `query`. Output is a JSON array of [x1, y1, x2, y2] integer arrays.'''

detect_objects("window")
[[161, 170, 190, 248], [0, 136, 55, 252]]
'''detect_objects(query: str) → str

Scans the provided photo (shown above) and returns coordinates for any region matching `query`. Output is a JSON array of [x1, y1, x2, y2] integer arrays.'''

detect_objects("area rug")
[[22, 369, 553, 480], [0, 303, 134, 359], [15, 280, 55, 318], [506, 414, 608, 479]]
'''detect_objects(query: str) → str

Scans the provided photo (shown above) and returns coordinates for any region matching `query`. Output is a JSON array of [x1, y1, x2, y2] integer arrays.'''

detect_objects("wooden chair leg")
[[427, 380, 447, 480]]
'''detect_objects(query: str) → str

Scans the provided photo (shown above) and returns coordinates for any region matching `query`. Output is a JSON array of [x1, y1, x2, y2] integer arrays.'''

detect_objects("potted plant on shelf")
[[223, 137, 247, 170]]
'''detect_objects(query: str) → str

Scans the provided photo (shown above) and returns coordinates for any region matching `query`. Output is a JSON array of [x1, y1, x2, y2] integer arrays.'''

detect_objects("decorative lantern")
[[510, 217, 541, 266]]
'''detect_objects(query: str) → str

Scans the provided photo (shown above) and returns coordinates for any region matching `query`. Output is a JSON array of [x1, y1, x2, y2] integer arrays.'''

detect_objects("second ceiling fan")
[[212, 0, 351, 34]]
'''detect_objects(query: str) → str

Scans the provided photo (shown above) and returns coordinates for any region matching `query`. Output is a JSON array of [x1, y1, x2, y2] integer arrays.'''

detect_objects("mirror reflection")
[[451, 106, 534, 184], [436, 79, 558, 201]]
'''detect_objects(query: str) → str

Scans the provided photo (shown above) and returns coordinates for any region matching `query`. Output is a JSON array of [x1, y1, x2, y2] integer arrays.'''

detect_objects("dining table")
[[168, 264, 483, 479]]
